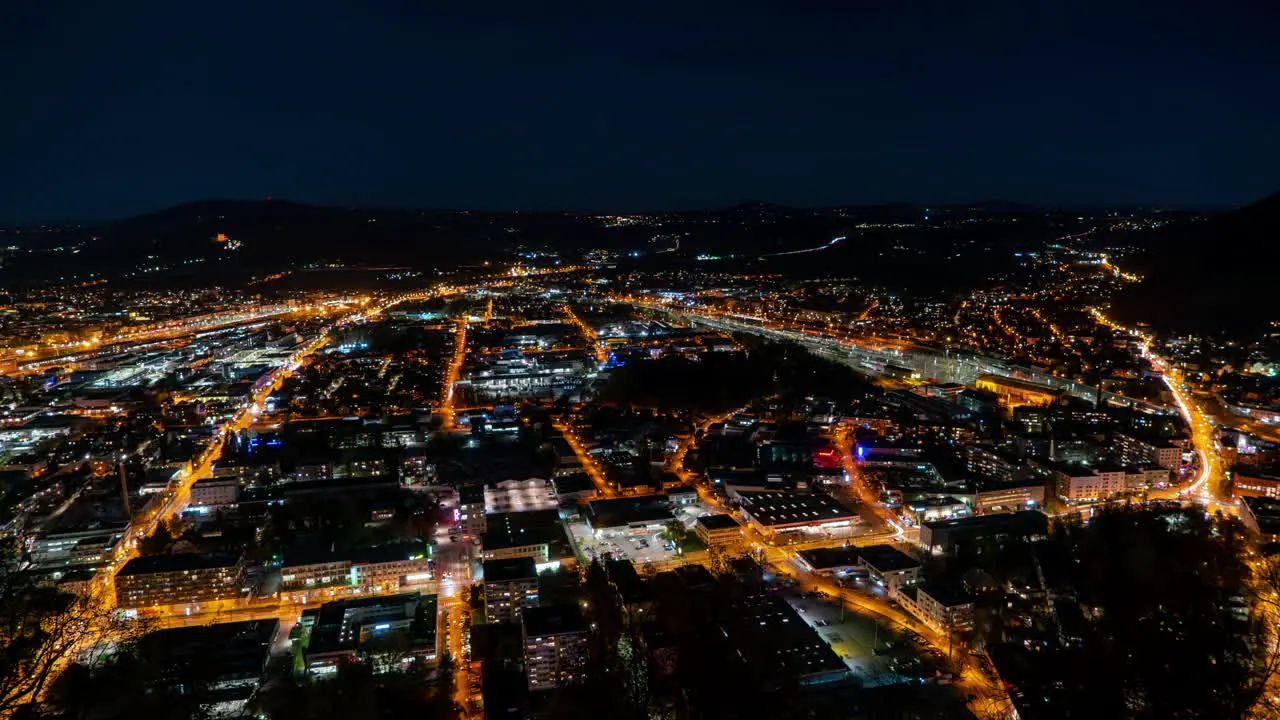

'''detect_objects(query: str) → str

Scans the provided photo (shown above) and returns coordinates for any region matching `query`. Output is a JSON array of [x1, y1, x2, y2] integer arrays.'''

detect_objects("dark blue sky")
[[3, 0, 1278, 222]]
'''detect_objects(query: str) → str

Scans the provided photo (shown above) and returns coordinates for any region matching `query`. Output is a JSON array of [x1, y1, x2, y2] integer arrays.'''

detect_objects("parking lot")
[[567, 500, 717, 567], [776, 585, 946, 686]]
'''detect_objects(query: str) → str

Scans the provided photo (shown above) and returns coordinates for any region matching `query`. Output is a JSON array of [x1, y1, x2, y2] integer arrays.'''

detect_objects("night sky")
[[4, 0, 1279, 222]]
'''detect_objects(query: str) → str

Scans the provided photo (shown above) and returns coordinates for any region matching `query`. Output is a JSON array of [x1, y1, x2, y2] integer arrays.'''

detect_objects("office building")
[[303, 592, 437, 675]]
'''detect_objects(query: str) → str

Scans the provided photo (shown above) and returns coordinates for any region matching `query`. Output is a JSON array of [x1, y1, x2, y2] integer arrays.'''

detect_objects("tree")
[[1050, 507, 1275, 718], [661, 520, 688, 549], [0, 577, 149, 717]]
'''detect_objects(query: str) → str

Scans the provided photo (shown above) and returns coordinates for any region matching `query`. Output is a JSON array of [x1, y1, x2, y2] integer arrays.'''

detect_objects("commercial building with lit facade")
[[485, 478, 557, 514], [278, 545, 432, 599], [1232, 470, 1280, 499], [919, 510, 1048, 555], [303, 592, 438, 675], [731, 490, 858, 542], [969, 479, 1047, 515], [481, 509, 576, 571], [693, 513, 744, 549], [974, 374, 1059, 408]]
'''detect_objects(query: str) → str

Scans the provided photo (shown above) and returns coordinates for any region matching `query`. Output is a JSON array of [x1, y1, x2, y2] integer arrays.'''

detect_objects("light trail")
[[760, 235, 847, 258]]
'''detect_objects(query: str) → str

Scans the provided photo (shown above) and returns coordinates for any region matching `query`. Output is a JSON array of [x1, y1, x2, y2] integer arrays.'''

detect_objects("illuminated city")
[[4, 3, 1280, 720]]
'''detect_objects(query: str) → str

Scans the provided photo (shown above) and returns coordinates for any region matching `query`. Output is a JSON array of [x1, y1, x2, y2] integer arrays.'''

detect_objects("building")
[[584, 495, 676, 537], [974, 375, 1059, 408], [1124, 465, 1170, 490], [481, 509, 574, 570], [902, 496, 969, 525], [26, 520, 128, 568], [1233, 469, 1280, 499], [919, 510, 1048, 555], [796, 546, 862, 576], [132, 619, 277, 717], [858, 544, 923, 589], [721, 594, 849, 687], [693, 514, 744, 549], [894, 584, 973, 634], [485, 478, 557, 515], [732, 490, 858, 542], [189, 476, 239, 510], [963, 446, 1019, 483], [1053, 463, 1127, 504], [551, 472, 598, 504], [279, 545, 432, 598], [303, 593, 438, 675], [667, 485, 698, 506], [971, 478, 1047, 515], [1114, 431, 1183, 469], [1240, 496, 1280, 541], [483, 557, 539, 624], [523, 604, 590, 691], [459, 485, 487, 537], [115, 553, 245, 608]]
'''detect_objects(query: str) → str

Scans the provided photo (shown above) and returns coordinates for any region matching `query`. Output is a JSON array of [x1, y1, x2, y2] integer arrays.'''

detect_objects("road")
[[554, 420, 614, 497], [32, 292, 436, 707], [561, 303, 609, 366], [440, 317, 469, 429], [1091, 308, 1229, 511]]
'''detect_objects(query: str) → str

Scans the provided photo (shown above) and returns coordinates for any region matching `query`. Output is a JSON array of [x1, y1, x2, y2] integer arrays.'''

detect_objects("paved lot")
[[776, 585, 944, 686], [567, 500, 717, 567]]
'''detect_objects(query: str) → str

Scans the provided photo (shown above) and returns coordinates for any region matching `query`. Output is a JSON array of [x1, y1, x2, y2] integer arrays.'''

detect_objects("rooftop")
[[695, 513, 741, 531], [918, 582, 972, 607], [116, 553, 240, 577], [484, 556, 538, 584], [482, 509, 567, 551], [858, 544, 921, 573], [722, 594, 847, 682], [585, 495, 675, 530], [522, 603, 588, 637], [735, 490, 855, 527], [798, 546, 862, 570]]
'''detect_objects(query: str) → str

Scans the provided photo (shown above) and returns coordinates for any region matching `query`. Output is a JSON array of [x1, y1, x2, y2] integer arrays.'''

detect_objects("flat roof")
[[695, 514, 741, 531], [551, 473, 596, 494], [723, 595, 846, 679], [484, 556, 538, 584], [798, 546, 861, 570], [918, 583, 971, 607], [858, 544, 921, 573], [522, 603, 588, 637], [924, 510, 1048, 534], [282, 542, 427, 568], [736, 490, 855, 527], [482, 509, 566, 551], [586, 496, 675, 530], [117, 553, 240, 577]]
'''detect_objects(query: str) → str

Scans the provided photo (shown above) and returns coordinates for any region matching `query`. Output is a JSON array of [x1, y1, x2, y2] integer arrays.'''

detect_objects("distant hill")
[[1, 197, 1114, 290], [1113, 192, 1280, 336]]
